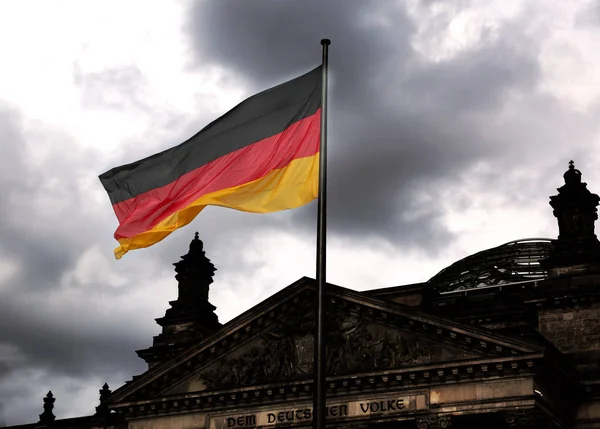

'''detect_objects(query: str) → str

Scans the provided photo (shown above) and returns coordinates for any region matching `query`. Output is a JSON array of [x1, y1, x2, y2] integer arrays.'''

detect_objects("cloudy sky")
[[1, 0, 600, 424]]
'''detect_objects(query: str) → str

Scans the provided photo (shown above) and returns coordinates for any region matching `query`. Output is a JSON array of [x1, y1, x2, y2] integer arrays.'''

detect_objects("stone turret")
[[38, 391, 55, 424], [94, 383, 111, 417], [541, 161, 600, 276], [136, 233, 221, 368]]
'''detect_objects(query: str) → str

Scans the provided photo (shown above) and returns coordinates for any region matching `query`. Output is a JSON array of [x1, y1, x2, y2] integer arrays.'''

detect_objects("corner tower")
[[136, 233, 221, 368], [541, 161, 600, 276]]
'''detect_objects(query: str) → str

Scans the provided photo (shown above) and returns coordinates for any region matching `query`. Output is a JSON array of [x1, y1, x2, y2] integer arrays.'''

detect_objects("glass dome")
[[427, 238, 554, 294]]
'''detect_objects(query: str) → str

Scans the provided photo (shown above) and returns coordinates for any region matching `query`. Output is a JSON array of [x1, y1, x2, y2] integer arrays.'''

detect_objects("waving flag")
[[100, 66, 322, 259]]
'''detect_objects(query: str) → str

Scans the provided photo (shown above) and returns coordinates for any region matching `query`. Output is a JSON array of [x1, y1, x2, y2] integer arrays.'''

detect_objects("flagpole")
[[314, 38, 330, 429]]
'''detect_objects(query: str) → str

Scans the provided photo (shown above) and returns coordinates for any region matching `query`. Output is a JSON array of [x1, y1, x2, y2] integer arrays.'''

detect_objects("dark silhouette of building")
[[6, 162, 600, 429]]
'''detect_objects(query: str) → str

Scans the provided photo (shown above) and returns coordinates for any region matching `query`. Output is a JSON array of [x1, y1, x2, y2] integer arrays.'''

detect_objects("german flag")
[[100, 66, 322, 259]]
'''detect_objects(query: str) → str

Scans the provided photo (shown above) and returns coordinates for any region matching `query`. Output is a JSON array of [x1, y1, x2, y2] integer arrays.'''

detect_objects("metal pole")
[[314, 38, 330, 429]]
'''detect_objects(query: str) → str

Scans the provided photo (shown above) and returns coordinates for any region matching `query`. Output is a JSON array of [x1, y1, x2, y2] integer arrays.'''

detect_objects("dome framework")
[[428, 238, 554, 294]]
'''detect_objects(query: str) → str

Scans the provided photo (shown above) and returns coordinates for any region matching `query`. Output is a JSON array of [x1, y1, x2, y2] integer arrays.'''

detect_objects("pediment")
[[172, 312, 477, 394], [108, 277, 543, 405]]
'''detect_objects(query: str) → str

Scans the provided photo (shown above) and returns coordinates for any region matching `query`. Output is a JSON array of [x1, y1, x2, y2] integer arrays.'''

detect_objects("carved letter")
[[360, 403, 369, 413], [227, 418, 236, 428], [267, 413, 276, 424]]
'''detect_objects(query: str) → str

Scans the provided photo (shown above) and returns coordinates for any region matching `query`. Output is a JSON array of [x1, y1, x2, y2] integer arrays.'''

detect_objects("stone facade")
[[539, 304, 600, 375], [539, 306, 600, 354], [6, 162, 600, 429]]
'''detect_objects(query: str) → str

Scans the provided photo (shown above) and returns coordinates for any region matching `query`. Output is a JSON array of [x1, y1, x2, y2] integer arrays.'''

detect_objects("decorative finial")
[[39, 391, 56, 423], [95, 383, 112, 417], [542, 158, 600, 274], [189, 232, 204, 253], [100, 383, 111, 400], [174, 232, 216, 295], [563, 159, 582, 185]]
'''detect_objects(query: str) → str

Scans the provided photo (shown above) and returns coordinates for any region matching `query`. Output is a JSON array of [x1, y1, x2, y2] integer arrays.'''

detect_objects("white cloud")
[[0, 0, 246, 156], [407, 0, 524, 62], [407, 0, 600, 112], [536, 3, 600, 111]]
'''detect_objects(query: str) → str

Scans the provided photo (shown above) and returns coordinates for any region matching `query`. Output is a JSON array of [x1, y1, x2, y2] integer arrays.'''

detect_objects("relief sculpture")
[[327, 318, 432, 374], [203, 307, 434, 389]]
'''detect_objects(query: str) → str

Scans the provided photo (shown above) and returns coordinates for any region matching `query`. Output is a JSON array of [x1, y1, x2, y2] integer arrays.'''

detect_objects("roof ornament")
[[94, 383, 112, 417], [189, 231, 204, 254], [175, 232, 216, 290], [563, 160, 582, 185], [541, 160, 600, 275], [38, 391, 56, 424], [136, 232, 221, 368]]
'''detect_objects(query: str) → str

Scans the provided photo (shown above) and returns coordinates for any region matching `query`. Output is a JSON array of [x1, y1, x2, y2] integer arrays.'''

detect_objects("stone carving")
[[202, 307, 433, 389], [204, 310, 313, 388], [327, 316, 432, 374], [416, 415, 452, 429], [503, 410, 552, 429]]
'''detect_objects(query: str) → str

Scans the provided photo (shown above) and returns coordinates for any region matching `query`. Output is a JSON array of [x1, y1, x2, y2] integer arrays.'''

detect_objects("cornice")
[[111, 354, 542, 419]]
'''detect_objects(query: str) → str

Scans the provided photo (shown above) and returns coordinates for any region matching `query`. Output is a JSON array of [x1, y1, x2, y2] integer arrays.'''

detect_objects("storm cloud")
[[185, 0, 597, 252], [1, 0, 600, 425]]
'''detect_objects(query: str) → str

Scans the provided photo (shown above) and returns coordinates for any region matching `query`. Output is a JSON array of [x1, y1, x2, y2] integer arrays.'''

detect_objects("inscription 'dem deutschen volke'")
[[209, 395, 425, 429]]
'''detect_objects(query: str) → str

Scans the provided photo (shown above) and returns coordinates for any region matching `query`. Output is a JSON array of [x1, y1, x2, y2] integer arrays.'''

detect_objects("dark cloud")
[[188, 1, 410, 90], [0, 104, 152, 422], [3, 0, 600, 425], [0, 109, 102, 291], [184, 0, 552, 254], [400, 39, 540, 114]]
